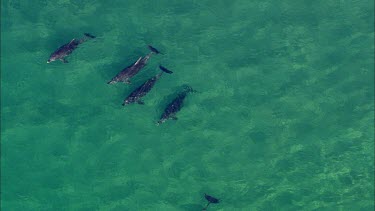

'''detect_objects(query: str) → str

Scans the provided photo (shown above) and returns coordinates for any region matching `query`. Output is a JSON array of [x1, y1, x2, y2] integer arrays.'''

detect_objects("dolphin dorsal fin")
[[134, 57, 142, 66]]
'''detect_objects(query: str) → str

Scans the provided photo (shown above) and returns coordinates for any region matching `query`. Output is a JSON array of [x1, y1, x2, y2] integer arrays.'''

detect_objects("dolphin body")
[[108, 46, 163, 84], [122, 68, 172, 105], [107, 53, 153, 84], [157, 86, 195, 125], [47, 33, 95, 63]]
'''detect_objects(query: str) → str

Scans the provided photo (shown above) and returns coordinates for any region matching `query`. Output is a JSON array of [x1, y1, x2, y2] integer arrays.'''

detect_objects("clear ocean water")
[[1, 0, 374, 210]]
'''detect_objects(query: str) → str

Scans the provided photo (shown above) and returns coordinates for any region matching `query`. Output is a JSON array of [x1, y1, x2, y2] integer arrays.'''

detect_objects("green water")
[[1, 0, 374, 210]]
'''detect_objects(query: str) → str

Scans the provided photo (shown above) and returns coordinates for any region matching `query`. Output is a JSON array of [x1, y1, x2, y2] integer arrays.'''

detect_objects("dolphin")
[[108, 46, 163, 84], [122, 68, 172, 105], [157, 85, 195, 125], [107, 53, 153, 84], [47, 33, 95, 63]]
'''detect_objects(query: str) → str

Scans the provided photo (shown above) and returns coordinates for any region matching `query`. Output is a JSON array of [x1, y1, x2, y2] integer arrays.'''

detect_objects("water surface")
[[1, 0, 374, 210]]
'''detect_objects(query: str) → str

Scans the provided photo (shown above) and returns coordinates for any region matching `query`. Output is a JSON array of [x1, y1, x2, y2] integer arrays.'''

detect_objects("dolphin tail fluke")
[[79, 33, 96, 43], [148, 45, 162, 54], [159, 65, 173, 74], [84, 33, 96, 39], [156, 65, 173, 78]]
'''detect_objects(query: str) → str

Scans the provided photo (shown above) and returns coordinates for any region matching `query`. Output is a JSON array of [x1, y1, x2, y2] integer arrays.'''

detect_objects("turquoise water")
[[1, 0, 374, 210]]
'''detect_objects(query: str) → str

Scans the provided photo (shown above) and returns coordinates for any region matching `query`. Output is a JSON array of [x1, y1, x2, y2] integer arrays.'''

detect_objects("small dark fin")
[[159, 65, 173, 74], [84, 33, 96, 39], [61, 58, 68, 63], [204, 194, 219, 204], [172, 116, 178, 120], [148, 45, 163, 54]]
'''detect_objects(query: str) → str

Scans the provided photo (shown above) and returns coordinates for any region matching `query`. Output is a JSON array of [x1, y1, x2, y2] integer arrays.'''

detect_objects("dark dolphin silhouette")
[[47, 33, 95, 63], [108, 46, 161, 84], [122, 68, 172, 105], [157, 85, 195, 125], [202, 194, 219, 210]]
